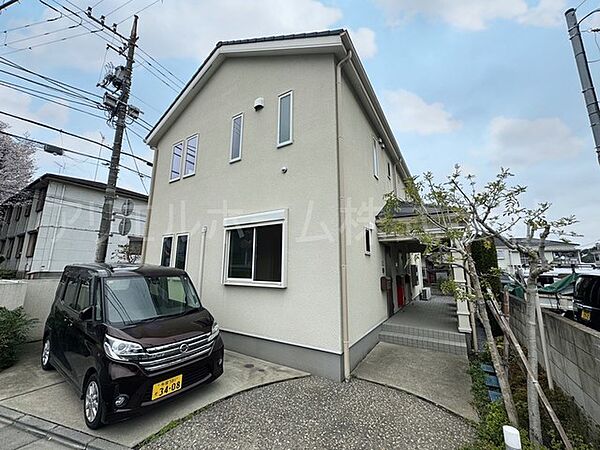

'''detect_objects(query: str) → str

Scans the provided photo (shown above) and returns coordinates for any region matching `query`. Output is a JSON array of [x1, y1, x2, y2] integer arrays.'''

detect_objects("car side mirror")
[[79, 306, 94, 321]]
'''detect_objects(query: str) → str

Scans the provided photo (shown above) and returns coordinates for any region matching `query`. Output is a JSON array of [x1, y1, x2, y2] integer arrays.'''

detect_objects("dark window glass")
[[36, 188, 46, 212], [25, 231, 37, 258], [5, 207, 12, 223], [161, 236, 173, 266], [15, 206, 21, 222], [184, 135, 197, 176], [24, 202, 31, 217], [5, 238, 14, 259], [93, 278, 102, 321], [365, 228, 371, 254], [231, 115, 242, 160], [129, 236, 143, 255], [75, 280, 91, 312], [254, 225, 282, 282], [175, 235, 188, 270], [228, 228, 254, 279], [278, 93, 292, 144], [0, 240, 5, 254], [63, 280, 79, 310], [15, 235, 24, 258], [170, 142, 183, 180]]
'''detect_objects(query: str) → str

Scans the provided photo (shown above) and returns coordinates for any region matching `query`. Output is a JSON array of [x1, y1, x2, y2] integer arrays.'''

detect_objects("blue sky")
[[0, 0, 598, 245]]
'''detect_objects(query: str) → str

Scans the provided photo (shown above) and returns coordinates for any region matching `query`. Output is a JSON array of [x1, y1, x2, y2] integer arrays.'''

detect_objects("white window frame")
[[277, 90, 293, 148], [365, 223, 373, 256], [229, 113, 243, 163], [222, 209, 288, 288], [182, 134, 198, 178], [372, 138, 379, 179], [161, 235, 174, 266], [174, 232, 189, 270], [169, 141, 184, 182]]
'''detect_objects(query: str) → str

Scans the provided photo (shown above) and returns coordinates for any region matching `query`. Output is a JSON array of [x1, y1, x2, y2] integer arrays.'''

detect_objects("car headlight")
[[210, 321, 219, 340], [104, 335, 144, 361]]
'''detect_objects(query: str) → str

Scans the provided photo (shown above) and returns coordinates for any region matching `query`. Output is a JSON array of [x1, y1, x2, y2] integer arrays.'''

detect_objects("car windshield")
[[103, 275, 202, 327]]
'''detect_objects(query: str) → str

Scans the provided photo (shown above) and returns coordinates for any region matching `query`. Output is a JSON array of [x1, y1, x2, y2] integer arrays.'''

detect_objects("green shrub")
[[0, 307, 37, 369], [0, 269, 17, 279]]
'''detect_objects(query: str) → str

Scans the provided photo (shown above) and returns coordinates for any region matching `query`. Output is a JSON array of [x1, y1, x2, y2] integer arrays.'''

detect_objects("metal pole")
[[95, 16, 138, 263], [565, 8, 600, 166]]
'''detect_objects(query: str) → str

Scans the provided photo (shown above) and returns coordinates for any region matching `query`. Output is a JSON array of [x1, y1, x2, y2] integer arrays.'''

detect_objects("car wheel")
[[41, 337, 53, 371], [83, 374, 105, 429]]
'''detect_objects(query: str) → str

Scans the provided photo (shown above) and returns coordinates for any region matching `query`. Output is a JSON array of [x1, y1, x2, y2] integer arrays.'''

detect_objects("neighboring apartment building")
[[143, 30, 424, 381], [496, 237, 581, 274], [0, 174, 147, 278]]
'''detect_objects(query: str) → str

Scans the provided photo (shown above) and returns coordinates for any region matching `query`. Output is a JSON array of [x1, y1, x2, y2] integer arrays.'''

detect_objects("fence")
[[509, 295, 600, 427], [0, 278, 59, 341]]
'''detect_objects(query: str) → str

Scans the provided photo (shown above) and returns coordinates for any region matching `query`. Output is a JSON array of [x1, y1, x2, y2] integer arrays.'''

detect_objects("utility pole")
[[94, 15, 138, 263], [565, 8, 600, 166]]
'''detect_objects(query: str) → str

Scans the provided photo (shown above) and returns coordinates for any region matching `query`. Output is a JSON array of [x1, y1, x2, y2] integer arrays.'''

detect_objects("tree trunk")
[[466, 254, 519, 426], [526, 275, 543, 446]]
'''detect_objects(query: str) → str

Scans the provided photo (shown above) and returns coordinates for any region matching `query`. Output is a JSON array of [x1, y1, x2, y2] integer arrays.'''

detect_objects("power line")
[[0, 110, 153, 165], [105, 0, 136, 17], [117, 0, 161, 25], [1, 22, 82, 47], [0, 28, 102, 57], [0, 11, 66, 35], [0, 130, 151, 179], [125, 128, 148, 194]]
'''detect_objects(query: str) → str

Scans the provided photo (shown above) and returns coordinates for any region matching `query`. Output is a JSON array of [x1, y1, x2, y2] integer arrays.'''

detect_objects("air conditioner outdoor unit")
[[421, 287, 432, 300]]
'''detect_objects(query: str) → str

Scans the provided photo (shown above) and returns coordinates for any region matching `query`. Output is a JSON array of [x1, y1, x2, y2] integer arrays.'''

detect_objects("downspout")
[[198, 225, 208, 299], [141, 145, 159, 263], [336, 47, 352, 382]]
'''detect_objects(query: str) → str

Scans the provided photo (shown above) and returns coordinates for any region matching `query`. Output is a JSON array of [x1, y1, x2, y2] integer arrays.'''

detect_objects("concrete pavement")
[[353, 342, 478, 422], [0, 341, 308, 448]]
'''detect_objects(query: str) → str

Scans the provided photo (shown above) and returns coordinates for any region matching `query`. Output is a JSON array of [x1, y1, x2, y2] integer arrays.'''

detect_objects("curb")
[[0, 405, 130, 450]]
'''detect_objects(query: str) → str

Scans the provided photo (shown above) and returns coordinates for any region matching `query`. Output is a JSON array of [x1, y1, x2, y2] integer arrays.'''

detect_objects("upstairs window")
[[15, 234, 24, 258], [4, 206, 12, 223], [161, 236, 173, 266], [170, 141, 183, 181], [15, 206, 22, 222], [5, 238, 14, 259], [372, 138, 379, 179], [184, 135, 198, 177], [24, 202, 31, 217], [230, 113, 243, 162], [36, 188, 46, 212], [387, 162, 392, 180], [365, 226, 373, 255], [278, 91, 293, 147], [175, 234, 188, 270], [26, 231, 37, 258]]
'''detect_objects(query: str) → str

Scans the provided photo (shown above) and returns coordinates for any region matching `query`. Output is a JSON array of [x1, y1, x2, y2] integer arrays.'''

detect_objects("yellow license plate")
[[151, 374, 182, 400], [582, 310, 591, 321]]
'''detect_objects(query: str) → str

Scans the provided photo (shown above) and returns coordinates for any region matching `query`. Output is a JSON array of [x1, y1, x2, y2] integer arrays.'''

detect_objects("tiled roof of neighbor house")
[[1, 173, 148, 205], [376, 201, 445, 219], [494, 237, 579, 249]]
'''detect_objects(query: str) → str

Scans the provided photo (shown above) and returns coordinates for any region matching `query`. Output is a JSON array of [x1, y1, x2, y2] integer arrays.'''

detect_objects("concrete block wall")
[[509, 295, 600, 427], [0, 278, 59, 341]]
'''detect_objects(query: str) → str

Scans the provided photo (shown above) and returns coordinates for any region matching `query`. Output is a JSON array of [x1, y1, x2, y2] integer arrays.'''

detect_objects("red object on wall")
[[396, 275, 404, 308]]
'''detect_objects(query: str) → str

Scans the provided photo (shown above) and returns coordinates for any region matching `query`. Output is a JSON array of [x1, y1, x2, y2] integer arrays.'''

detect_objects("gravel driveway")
[[142, 376, 475, 450]]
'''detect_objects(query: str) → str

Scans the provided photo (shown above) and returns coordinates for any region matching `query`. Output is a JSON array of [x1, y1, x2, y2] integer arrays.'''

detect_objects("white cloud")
[[484, 116, 583, 166], [374, 0, 566, 30], [382, 89, 461, 135], [7, 0, 344, 71], [348, 27, 378, 59], [0, 85, 69, 135]]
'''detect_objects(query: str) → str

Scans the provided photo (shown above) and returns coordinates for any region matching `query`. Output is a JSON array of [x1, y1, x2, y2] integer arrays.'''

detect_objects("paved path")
[[353, 342, 478, 422], [142, 377, 475, 450], [0, 342, 307, 448]]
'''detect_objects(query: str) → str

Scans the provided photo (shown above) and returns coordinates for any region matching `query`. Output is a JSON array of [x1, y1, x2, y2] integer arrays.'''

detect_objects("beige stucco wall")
[[145, 55, 342, 353], [338, 74, 408, 346]]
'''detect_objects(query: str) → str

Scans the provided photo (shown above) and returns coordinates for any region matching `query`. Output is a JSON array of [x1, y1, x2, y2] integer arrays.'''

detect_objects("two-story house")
[[0, 174, 147, 278], [143, 30, 424, 381]]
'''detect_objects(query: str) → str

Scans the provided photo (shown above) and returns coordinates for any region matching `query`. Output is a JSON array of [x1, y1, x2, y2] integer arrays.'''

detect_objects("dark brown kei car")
[[41, 263, 224, 429]]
